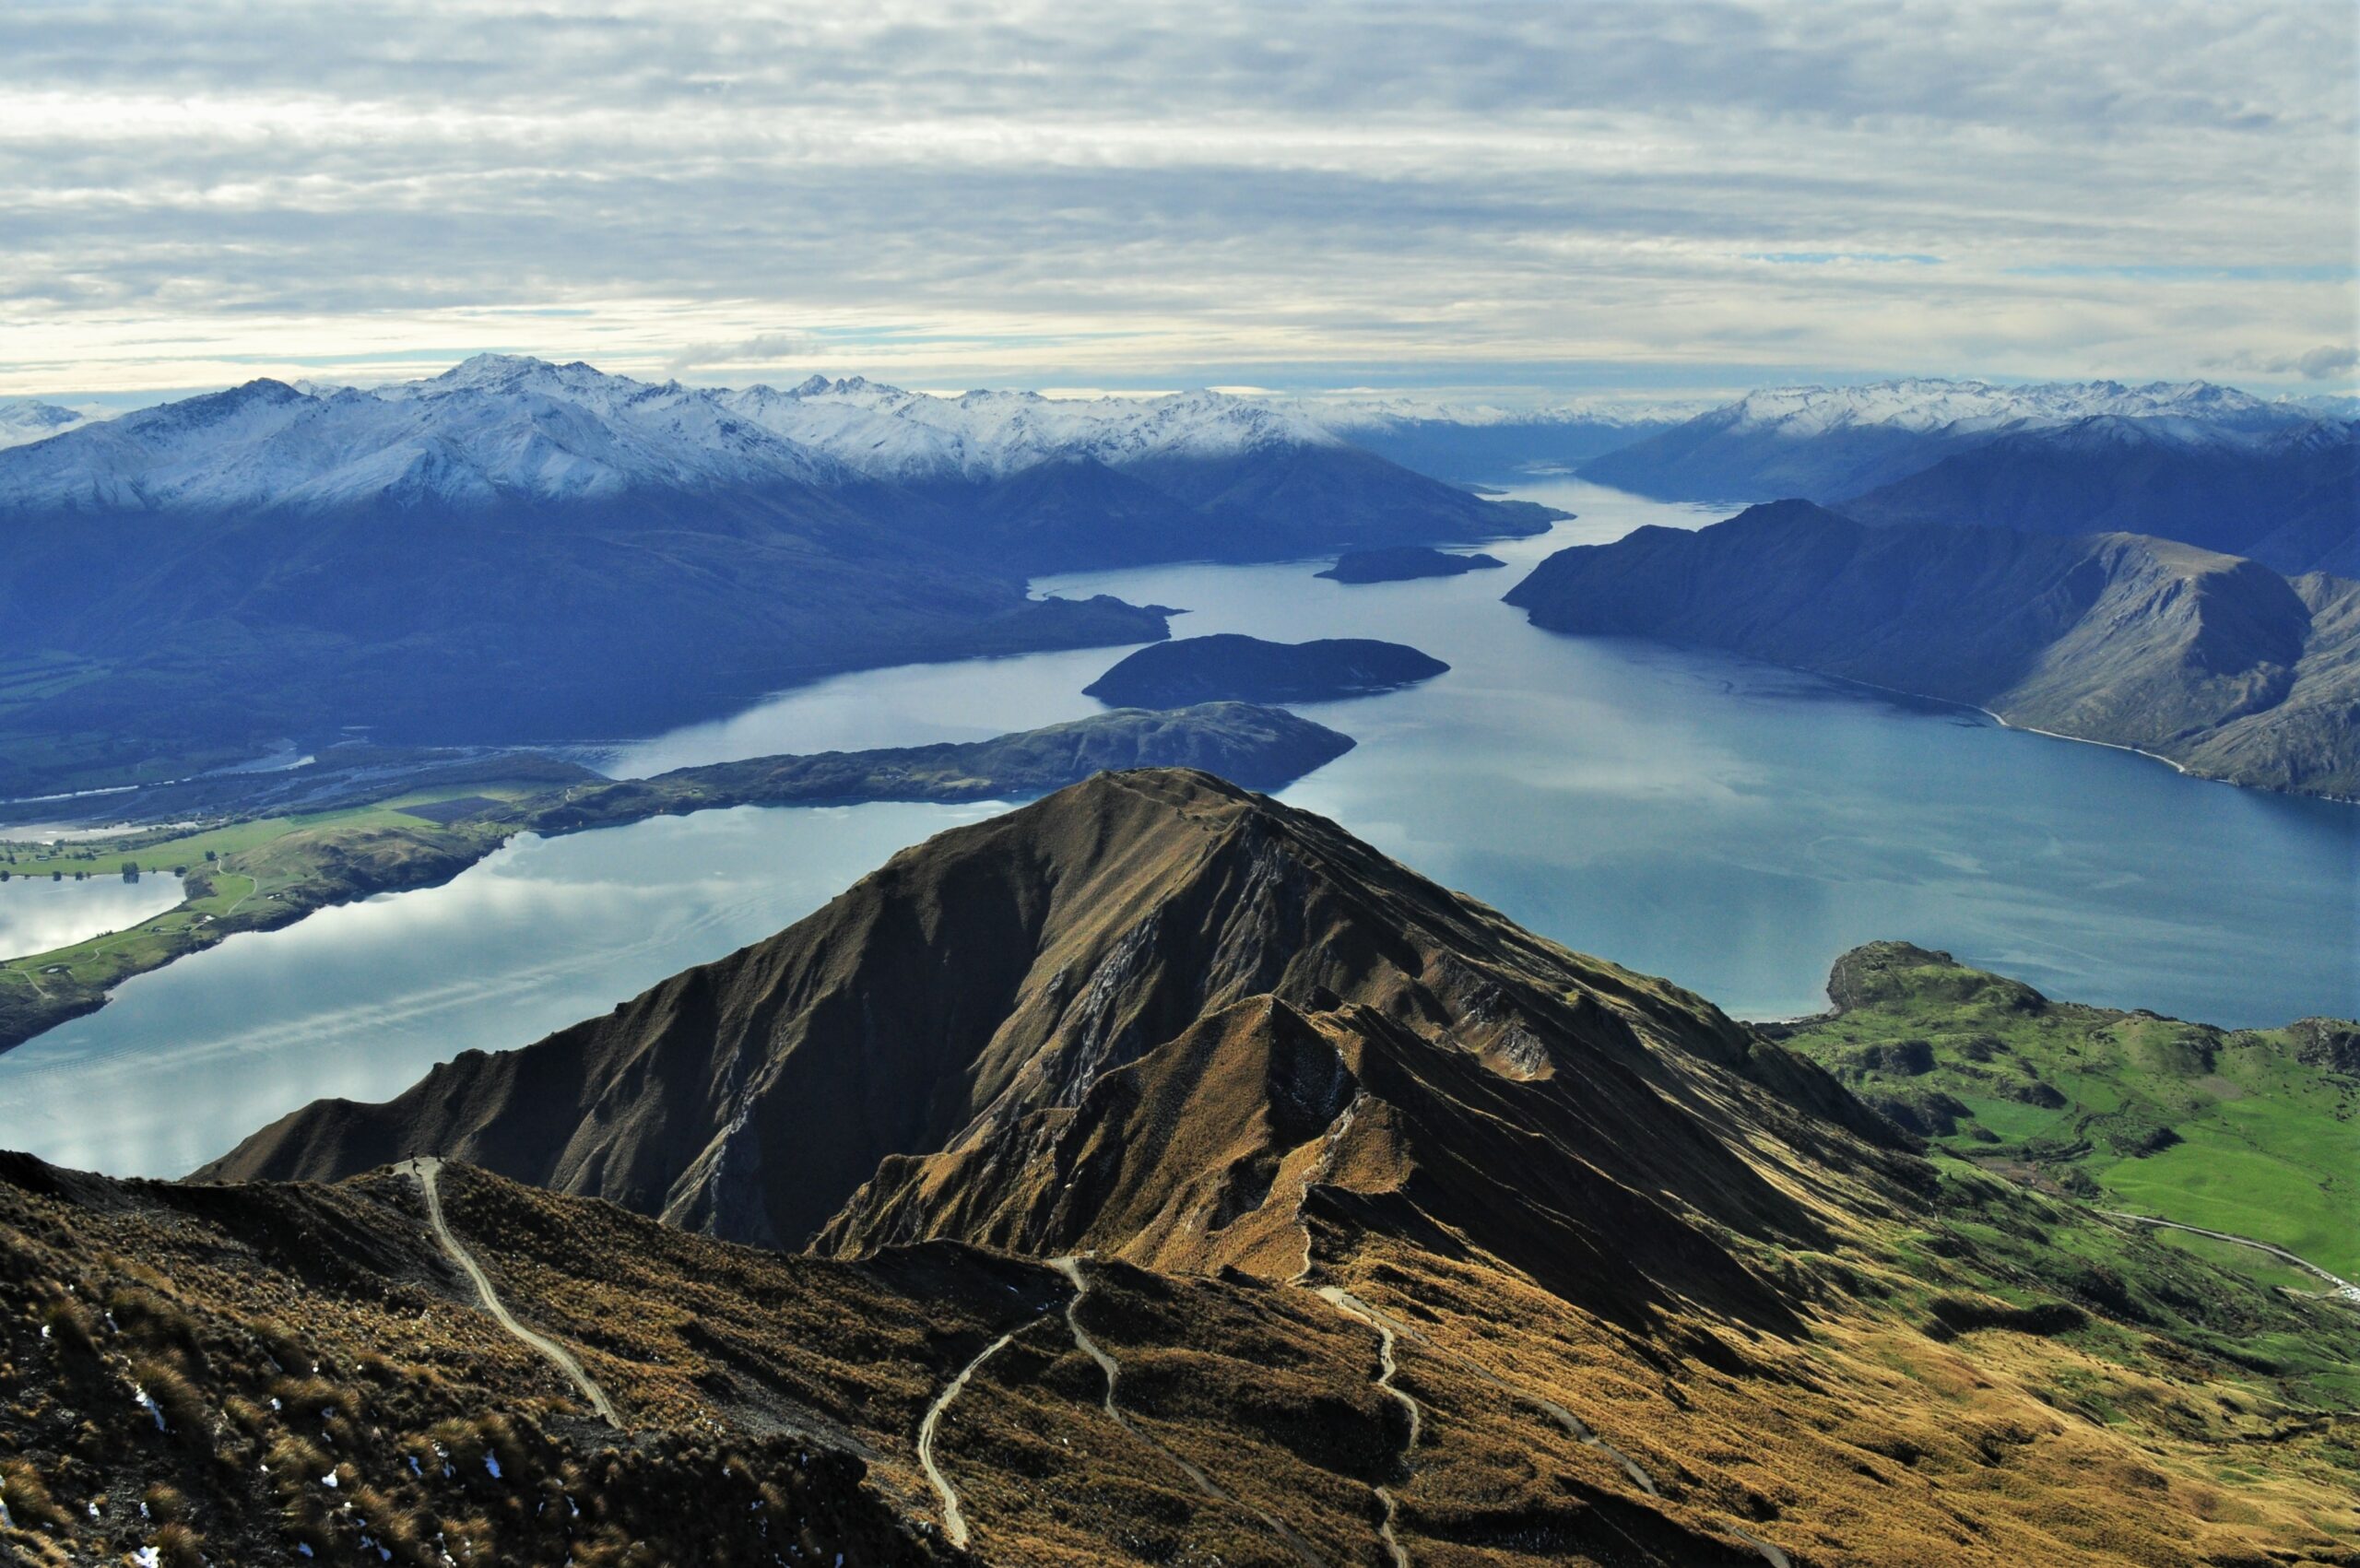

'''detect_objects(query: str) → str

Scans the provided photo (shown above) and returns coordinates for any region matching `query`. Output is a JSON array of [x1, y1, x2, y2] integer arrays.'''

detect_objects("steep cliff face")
[[208, 769, 1910, 1326], [1504, 502, 2360, 797]]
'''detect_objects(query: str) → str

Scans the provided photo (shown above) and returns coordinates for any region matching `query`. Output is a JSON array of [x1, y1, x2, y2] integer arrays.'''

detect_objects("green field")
[[1778, 943, 2360, 1282], [0, 787, 543, 1052]]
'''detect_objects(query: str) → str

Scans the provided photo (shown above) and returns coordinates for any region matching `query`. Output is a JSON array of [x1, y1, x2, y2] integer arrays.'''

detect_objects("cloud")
[[2297, 344, 2359, 381], [666, 333, 820, 378], [2203, 344, 2360, 382], [0, 1, 2351, 395]]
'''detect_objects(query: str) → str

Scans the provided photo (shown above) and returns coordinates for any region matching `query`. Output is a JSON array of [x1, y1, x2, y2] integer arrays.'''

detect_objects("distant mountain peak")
[[0, 356, 1403, 512], [0, 395, 109, 451]]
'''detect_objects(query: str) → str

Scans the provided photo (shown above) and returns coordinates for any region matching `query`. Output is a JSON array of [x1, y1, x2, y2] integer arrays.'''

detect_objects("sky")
[[3, 0, 2354, 405]]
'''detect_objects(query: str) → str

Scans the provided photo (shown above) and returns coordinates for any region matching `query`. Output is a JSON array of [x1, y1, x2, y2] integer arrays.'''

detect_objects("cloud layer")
[[3, 0, 2352, 397]]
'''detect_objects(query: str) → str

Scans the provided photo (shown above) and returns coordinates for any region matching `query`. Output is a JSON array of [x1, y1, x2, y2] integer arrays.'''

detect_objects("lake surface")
[[0, 806, 997, 1178], [0, 873, 184, 962], [0, 476, 2351, 1178]]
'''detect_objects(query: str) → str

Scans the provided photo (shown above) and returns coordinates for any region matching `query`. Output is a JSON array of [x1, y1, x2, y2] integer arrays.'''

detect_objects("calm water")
[[0, 874, 184, 962], [0, 477, 2351, 1177], [0, 806, 997, 1177]]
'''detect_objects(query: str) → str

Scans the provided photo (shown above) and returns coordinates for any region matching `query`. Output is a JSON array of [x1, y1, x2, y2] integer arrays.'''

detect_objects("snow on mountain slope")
[[1292, 392, 1706, 430], [1580, 376, 2346, 504], [0, 357, 1368, 511], [0, 398, 108, 451], [714, 375, 1344, 483], [6, 360, 2332, 515], [1710, 378, 2310, 443], [0, 359, 857, 513]]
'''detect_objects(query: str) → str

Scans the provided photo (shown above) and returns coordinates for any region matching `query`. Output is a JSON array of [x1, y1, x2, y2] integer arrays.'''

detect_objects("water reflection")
[[0, 806, 998, 1177], [2, 477, 2352, 1180], [0, 874, 184, 962]]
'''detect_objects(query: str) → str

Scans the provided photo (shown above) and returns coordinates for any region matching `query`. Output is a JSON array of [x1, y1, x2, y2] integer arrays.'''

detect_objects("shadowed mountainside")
[[205, 769, 1911, 1332], [28, 772, 2360, 1565], [1844, 420, 2359, 578], [1504, 501, 2360, 798]]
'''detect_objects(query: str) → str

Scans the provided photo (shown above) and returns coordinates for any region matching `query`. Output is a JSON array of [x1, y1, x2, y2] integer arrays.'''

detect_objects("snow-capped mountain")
[[0, 356, 1373, 512], [1705, 378, 2307, 441], [1582, 376, 2347, 505], [0, 355, 1557, 798], [712, 375, 1343, 485], [1292, 392, 1709, 431], [0, 357, 857, 513], [0, 397, 106, 451]]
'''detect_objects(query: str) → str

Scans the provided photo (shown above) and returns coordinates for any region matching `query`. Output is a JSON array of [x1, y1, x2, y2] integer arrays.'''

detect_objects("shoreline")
[[1789, 666, 2355, 808]]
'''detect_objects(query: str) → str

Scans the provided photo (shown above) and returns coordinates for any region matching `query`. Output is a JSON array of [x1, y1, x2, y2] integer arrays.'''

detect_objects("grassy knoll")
[[1772, 942, 2360, 1281]]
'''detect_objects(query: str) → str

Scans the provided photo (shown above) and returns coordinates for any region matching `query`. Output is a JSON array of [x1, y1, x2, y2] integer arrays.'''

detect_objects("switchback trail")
[[408, 1157, 623, 1428], [2100, 1210, 2360, 1304], [1315, 1282, 1791, 1568], [917, 1321, 1038, 1551], [1316, 1287, 1416, 1568], [1051, 1256, 1328, 1568]]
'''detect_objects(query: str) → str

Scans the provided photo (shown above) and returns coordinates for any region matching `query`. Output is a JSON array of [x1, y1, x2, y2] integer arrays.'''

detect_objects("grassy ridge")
[[1772, 941, 2360, 1279]]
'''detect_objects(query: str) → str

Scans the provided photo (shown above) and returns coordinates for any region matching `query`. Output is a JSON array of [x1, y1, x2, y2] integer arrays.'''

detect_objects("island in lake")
[[0, 702, 1352, 1055], [1316, 545, 1507, 583], [1082, 632, 1449, 707]]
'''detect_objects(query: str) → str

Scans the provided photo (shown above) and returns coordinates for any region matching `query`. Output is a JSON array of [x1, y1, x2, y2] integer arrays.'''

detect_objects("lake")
[[0, 872, 184, 962], [0, 476, 2350, 1178]]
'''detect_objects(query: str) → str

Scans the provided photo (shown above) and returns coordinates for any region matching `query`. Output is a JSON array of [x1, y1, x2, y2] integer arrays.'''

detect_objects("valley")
[[1, 479, 2351, 1186]]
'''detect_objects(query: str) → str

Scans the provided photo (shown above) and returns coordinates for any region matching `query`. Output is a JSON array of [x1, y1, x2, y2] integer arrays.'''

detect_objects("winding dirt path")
[[917, 1324, 1032, 1551], [1052, 1256, 1328, 1568], [1316, 1288, 1416, 1568], [2100, 1209, 2360, 1303], [408, 1157, 623, 1428], [1313, 1283, 1791, 1568]]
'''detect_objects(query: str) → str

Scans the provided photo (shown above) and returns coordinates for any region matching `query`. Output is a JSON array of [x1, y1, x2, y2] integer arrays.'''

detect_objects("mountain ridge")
[[18, 773, 2360, 1565], [1504, 501, 2360, 798], [0, 357, 1553, 799], [203, 768, 1916, 1329]]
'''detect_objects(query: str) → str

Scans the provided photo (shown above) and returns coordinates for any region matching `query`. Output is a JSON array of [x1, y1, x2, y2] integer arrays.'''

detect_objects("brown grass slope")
[[206, 769, 1915, 1328], [40, 772, 2360, 1565], [0, 1149, 1001, 1568]]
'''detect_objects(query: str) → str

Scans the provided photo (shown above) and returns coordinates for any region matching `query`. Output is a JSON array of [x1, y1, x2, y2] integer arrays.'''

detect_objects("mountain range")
[[1504, 501, 2360, 797], [0, 396, 98, 450], [1582, 379, 2358, 575], [0, 358, 1552, 798], [1298, 395, 1693, 483], [2, 770, 2336, 1565]]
